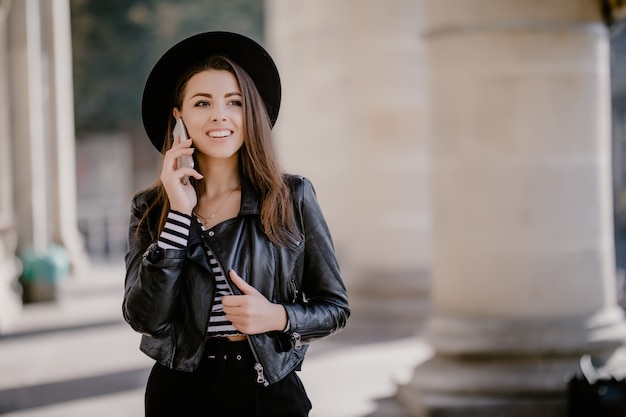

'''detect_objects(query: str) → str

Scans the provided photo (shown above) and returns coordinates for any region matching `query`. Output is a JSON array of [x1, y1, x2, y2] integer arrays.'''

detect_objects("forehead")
[[184, 69, 241, 94]]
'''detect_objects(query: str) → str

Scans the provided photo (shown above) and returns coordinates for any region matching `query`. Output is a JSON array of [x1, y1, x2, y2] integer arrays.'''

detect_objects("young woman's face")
[[174, 69, 244, 163]]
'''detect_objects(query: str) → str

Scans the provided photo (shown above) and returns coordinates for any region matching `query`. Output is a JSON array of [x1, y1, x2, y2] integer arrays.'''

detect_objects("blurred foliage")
[[69, 0, 263, 136]]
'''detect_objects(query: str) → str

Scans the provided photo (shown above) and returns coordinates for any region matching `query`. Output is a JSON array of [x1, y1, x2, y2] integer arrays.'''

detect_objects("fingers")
[[222, 294, 288, 335], [162, 138, 201, 182], [166, 141, 194, 168], [222, 271, 259, 324], [167, 134, 193, 164], [228, 270, 259, 295], [180, 167, 204, 181], [222, 270, 288, 334], [160, 136, 202, 213], [222, 271, 257, 309]]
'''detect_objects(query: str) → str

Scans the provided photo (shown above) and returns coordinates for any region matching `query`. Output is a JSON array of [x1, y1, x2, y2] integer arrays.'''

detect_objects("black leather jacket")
[[123, 175, 350, 385]]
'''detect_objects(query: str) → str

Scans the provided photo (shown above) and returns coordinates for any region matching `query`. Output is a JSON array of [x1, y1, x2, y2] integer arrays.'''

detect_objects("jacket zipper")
[[291, 328, 335, 349], [223, 275, 269, 386], [249, 339, 269, 386], [254, 362, 266, 384], [169, 325, 177, 368], [205, 236, 270, 386], [288, 234, 302, 247], [289, 276, 299, 303], [292, 331, 303, 349]]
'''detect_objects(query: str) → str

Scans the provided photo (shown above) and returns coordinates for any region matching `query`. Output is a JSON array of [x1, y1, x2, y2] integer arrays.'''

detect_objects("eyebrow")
[[191, 92, 242, 99]]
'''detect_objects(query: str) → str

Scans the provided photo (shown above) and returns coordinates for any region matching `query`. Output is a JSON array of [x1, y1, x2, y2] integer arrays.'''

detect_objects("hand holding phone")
[[173, 118, 194, 184]]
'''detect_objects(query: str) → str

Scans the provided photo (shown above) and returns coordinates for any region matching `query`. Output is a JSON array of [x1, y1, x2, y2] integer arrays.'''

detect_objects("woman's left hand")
[[222, 270, 288, 334]]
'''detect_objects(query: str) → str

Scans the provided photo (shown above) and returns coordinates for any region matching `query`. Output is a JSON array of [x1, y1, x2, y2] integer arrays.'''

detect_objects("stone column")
[[0, 0, 22, 332], [8, 0, 49, 254], [396, 0, 626, 415], [265, 0, 431, 326], [41, 0, 88, 273]]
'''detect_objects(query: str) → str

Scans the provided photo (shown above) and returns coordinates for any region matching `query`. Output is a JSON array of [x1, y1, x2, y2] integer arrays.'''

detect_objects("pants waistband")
[[200, 338, 255, 374]]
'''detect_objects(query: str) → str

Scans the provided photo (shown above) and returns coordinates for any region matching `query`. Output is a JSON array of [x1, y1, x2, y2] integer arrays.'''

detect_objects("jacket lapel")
[[187, 218, 213, 272]]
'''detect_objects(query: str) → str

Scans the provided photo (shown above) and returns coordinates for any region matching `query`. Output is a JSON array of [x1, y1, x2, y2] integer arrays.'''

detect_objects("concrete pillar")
[[7, 0, 85, 280], [0, 0, 22, 332], [0, 0, 11, 220], [8, 0, 49, 254], [41, 0, 88, 273], [395, 1, 626, 415], [265, 0, 431, 324]]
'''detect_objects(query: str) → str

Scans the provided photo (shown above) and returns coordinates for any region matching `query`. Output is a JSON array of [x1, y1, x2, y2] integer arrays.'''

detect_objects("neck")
[[198, 156, 241, 198]]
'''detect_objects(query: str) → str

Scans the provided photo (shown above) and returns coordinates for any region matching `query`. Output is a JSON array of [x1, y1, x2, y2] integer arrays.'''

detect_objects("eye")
[[194, 100, 209, 107], [229, 99, 242, 107]]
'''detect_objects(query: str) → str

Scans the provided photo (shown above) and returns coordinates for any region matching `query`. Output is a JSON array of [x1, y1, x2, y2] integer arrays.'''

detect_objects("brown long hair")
[[137, 56, 296, 246]]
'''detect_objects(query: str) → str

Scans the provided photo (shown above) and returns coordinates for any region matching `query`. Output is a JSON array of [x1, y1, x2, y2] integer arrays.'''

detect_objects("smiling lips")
[[207, 130, 233, 139]]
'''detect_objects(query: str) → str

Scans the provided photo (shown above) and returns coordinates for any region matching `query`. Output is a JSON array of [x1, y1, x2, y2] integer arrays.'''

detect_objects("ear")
[[173, 107, 181, 119]]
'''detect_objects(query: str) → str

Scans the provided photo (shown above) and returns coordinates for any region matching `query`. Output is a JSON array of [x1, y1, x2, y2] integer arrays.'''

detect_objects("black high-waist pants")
[[144, 339, 312, 417]]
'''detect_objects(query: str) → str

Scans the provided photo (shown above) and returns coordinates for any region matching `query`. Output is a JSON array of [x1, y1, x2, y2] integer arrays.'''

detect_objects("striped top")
[[157, 211, 244, 337]]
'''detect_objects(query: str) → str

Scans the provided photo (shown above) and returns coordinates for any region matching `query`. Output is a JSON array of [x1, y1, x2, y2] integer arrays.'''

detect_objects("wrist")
[[274, 304, 288, 332]]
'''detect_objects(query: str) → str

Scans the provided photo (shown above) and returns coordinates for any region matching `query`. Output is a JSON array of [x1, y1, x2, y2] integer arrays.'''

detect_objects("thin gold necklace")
[[194, 186, 240, 227]]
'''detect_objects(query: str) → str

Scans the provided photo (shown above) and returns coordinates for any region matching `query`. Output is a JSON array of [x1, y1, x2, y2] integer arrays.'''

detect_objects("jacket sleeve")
[[122, 192, 186, 336], [282, 177, 350, 346]]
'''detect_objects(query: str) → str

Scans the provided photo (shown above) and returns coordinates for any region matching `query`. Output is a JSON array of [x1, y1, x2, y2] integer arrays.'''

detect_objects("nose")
[[210, 105, 227, 122]]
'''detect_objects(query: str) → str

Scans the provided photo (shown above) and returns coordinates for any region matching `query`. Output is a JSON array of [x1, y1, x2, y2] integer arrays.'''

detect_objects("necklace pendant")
[[195, 185, 240, 228]]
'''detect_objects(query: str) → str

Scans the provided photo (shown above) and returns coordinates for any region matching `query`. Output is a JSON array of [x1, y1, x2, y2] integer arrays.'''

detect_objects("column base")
[[0, 259, 23, 333], [393, 353, 571, 417], [368, 310, 626, 416], [395, 392, 564, 417]]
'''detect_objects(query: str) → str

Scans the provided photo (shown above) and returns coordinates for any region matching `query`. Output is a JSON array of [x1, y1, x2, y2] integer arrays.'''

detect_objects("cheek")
[[182, 113, 205, 135], [231, 108, 244, 125]]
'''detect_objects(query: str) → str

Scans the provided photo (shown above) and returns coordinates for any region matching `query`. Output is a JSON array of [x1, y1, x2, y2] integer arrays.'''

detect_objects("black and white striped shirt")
[[157, 211, 244, 337]]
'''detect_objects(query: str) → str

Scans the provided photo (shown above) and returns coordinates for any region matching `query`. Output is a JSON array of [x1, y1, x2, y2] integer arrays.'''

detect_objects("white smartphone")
[[173, 118, 194, 184]]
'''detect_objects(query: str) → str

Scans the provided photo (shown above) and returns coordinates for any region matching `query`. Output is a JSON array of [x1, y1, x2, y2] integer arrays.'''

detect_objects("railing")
[[77, 205, 128, 262]]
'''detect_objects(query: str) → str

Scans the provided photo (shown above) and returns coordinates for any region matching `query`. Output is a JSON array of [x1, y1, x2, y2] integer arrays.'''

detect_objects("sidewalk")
[[0, 262, 431, 417]]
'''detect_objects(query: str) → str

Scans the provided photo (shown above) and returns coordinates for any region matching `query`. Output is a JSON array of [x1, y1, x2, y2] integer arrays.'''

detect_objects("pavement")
[[0, 262, 432, 417]]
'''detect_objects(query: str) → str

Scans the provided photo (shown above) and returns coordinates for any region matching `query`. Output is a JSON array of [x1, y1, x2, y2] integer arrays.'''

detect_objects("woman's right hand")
[[160, 135, 203, 214]]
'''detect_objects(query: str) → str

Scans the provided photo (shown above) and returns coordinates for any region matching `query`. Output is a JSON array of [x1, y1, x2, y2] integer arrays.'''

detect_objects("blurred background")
[[2, 0, 626, 416]]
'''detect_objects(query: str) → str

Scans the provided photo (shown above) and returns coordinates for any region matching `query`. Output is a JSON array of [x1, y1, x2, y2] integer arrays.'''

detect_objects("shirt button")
[[208, 231, 215, 237]]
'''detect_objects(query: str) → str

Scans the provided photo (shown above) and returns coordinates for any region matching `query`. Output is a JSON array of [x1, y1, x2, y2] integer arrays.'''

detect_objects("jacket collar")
[[187, 174, 260, 247], [239, 174, 261, 215]]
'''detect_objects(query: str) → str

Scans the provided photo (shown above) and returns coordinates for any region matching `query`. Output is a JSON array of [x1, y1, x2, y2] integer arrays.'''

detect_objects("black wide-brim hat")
[[142, 31, 281, 151]]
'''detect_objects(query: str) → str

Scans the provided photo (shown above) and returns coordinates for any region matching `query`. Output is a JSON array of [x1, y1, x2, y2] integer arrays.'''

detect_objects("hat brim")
[[141, 31, 281, 151]]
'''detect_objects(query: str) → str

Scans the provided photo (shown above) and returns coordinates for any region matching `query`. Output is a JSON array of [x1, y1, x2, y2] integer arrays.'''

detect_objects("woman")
[[123, 31, 350, 416]]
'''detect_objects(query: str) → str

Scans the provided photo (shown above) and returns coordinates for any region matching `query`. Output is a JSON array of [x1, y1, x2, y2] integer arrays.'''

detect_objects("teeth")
[[208, 130, 231, 138]]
